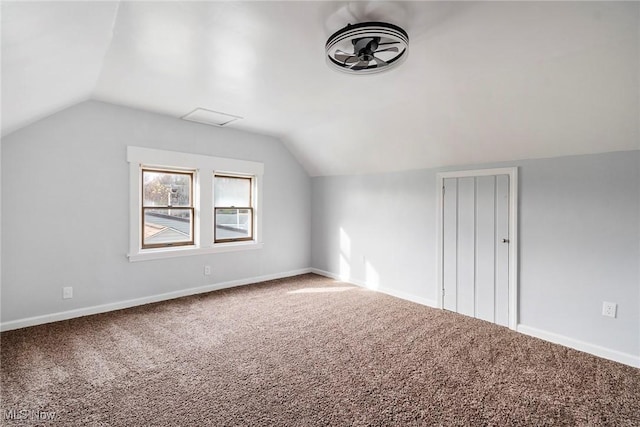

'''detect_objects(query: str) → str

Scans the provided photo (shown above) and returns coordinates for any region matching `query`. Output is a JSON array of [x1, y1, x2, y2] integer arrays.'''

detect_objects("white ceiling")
[[2, 1, 638, 176]]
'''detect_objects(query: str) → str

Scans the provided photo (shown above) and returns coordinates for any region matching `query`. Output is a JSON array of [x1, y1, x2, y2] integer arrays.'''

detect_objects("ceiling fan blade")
[[335, 49, 355, 56], [334, 50, 358, 63], [373, 56, 388, 67], [375, 47, 399, 54], [350, 60, 370, 70], [335, 53, 358, 64]]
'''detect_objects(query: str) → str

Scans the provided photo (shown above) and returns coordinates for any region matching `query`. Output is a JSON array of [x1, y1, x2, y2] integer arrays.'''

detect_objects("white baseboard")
[[0, 268, 312, 332], [310, 268, 438, 308], [517, 324, 639, 368], [4, 267, 636, 369]]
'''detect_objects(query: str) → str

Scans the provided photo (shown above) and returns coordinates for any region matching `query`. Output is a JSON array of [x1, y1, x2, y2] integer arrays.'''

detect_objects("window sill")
[[128, 241, 263, 262]]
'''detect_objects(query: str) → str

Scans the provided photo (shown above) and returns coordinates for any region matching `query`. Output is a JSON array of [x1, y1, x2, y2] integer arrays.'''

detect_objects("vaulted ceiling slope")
[[2, 1, 639, 176]]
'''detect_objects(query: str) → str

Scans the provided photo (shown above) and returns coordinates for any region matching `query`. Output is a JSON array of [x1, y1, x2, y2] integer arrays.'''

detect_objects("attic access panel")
[[182, 108, 242, 127]]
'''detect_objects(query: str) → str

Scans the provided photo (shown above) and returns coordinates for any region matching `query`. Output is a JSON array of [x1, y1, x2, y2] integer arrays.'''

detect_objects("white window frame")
[[141, 167, 196, 249], [213, 173, 256, 244], [127, 146, 264, 262]]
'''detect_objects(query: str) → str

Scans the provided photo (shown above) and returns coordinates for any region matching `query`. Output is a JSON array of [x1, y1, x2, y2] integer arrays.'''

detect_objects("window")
[[141, 168, 194, 248], [128, 147, 264, 262], [214, 175, 253, 243]]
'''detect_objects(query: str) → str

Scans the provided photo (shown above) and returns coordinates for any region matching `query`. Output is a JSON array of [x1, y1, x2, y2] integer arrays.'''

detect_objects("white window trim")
[[127, 146, 264, 262]]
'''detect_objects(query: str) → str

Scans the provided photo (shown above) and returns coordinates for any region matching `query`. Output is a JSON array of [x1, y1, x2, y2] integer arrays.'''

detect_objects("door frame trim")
[[436, 167, 519, 330]]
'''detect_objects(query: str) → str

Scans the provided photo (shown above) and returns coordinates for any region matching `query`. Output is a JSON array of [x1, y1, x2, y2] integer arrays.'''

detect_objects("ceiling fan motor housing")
[[326, 21, 409, 75]]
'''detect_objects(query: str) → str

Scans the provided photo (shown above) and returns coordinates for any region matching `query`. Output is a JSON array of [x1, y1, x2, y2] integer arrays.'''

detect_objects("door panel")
[[443, 178, 458, 311], [476, 176, 496, 323], [495, 175, 510, 326], [456, 177, 475, 318], [442, 174, 510, 326]]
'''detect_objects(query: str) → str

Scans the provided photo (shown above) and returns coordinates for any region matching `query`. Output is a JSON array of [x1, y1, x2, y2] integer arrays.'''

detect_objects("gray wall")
[[1, 100, 311, 323], [311, 151, 639, 357], [2, 101, 638, 359], [311, 169, 437, 302]]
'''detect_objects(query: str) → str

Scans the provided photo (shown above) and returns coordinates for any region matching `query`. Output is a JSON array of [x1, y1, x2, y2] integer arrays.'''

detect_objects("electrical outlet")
[[62, 286, 73, 299], [204, 265, 211, 276], [602, 301, 617, 318]]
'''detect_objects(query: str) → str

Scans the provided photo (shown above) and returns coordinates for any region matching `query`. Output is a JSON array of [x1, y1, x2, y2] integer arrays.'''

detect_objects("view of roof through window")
[[142, 169, 193, 247], [141, 170, 253, 247]]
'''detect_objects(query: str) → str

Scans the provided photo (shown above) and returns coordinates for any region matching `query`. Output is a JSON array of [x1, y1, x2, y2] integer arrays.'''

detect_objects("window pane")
[[214, 176, 251, 207], [144, 208, 192, 246], [215, 208, 252, 241], [143, 171, 191, 207]]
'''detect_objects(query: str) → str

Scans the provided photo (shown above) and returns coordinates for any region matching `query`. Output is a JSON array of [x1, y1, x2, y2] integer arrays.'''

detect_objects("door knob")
[[502, 238, 509, 243]]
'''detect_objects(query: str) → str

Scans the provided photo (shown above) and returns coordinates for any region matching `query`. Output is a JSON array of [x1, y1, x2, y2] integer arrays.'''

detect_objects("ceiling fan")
[[325, 21, 409, 75]]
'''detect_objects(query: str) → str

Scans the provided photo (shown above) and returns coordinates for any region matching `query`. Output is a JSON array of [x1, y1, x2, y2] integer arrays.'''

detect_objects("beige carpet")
[[1, 274, 639, 426]]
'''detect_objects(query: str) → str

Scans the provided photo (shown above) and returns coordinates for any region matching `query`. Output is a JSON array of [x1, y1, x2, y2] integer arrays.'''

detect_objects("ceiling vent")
[[182, 108, 242, 127], [325, 21, 409, 75]]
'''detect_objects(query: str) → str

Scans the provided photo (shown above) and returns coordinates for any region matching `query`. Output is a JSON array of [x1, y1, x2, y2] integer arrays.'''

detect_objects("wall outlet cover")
[[602, 301, 617, 318], [63, 287, 73, 299]]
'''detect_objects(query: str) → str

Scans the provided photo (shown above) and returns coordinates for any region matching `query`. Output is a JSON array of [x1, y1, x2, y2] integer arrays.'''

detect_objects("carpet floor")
[[1, 273, 639, 426]]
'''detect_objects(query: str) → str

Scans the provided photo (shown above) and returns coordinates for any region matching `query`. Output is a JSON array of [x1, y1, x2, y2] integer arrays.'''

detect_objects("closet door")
[[442, 175, 510, 326]]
